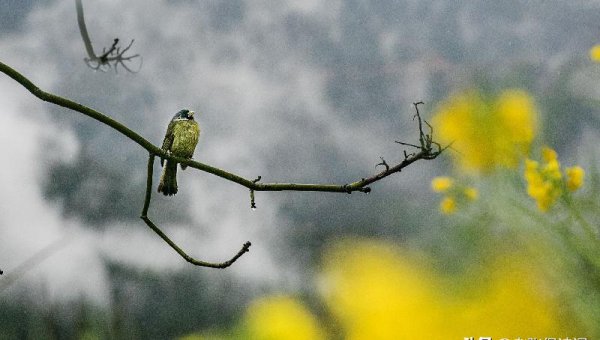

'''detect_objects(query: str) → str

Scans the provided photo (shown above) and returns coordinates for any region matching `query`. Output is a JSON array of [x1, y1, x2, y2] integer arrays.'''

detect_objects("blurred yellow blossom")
[[590, 44, 600, 62], [525, 159, 561, 212], [524, 147, 584, 211], [432, 89, 537, 173], [319, 239, 575, 339], [464, 187, 479, 201], [440, 197, 457, 214], [431, 176, 454, 192], [542, 146, 558, 163], [243, 295, 325, 340], [566, 166, 585, 192], [431, 176, 478, 214]]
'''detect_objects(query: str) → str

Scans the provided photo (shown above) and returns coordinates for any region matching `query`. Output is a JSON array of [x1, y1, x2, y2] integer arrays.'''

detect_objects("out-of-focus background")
[[1, 0, 599, 338]]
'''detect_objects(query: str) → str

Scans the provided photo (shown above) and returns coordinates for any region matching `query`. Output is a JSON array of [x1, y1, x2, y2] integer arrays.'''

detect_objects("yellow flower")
[[431, 176, 454, 192], [590, 44, 600, 62], [523, 147, 584, 212], [440, 197, 457, 214], [464, 187, 479, 201], [432, 176, 478, 214], [319, 239, 575, 339], [496, 89, 538, 145], [566, 166, 585, 192], [542, 159, 562, 180], [524, 156, 562, 212], [432, 89, 537, 174], [524, 159, 540, 182], [541, 146, 558, 163], [244, 295, 325, 340]]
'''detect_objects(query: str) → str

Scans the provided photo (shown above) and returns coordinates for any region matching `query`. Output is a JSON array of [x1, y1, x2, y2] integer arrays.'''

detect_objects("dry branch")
[[75, 0, 142, 73], [141, 154, 251, 268], [0, 60, 446, 268]]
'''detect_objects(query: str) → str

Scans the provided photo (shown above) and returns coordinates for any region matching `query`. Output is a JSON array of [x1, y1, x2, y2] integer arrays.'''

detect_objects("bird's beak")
[[189, 111, 195, 118]]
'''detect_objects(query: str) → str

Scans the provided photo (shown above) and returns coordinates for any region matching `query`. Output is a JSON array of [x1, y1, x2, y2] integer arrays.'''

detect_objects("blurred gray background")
[[1, 0, 600, 338]]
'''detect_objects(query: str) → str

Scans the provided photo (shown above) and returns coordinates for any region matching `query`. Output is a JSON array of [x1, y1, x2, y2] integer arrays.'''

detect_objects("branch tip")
[[250, 188, 257, 210], [243, 241, 252, 251]]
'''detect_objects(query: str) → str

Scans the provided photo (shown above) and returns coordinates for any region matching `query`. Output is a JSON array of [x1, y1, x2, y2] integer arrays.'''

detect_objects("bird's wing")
[[160, 121, 175, 166]]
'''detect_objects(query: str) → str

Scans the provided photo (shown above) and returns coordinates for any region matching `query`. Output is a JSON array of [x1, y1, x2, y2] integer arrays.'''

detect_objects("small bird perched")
[[158, 109, 200, 196]]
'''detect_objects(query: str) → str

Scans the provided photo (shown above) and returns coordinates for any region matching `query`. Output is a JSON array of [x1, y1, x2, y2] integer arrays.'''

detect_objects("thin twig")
[[414, 101, 426, 148], [376, 157, 390, 171], [140, 153, 251, 268], [249, 176, 261, 210], [75, 0, 142, 73]]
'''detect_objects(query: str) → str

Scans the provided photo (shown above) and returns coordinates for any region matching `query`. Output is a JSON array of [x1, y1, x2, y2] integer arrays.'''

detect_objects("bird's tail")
[[158, 160, 178, 196]]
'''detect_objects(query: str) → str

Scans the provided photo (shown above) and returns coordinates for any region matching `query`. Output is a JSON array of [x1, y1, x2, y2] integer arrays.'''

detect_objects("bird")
[[158, 109, 200, 196]]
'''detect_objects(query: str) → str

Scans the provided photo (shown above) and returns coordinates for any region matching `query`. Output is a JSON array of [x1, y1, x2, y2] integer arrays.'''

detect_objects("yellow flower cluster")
[[431, 176, 478, 214], [566, 166, 585, 192], [590, 44, 600, 62], [195, 240, 582, 339], [432, 89, 538, 173], [243, 295, 325, 340], [316, 239, 573, 339], [524, 146, 585, 212]]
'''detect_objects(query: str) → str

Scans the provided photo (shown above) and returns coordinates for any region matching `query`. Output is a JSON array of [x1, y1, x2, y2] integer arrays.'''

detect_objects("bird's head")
[[173, 109, 196, 121]]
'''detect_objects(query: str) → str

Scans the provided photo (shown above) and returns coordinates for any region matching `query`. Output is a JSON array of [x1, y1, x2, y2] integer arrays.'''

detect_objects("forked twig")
[[350, 101, 448, 190], [140, 154, 251, 268], [75, 0, 142, 73]]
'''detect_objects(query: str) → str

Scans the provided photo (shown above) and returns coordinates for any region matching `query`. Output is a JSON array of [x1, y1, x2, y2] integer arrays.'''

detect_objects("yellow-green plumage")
[[158, 110, 200, 196]]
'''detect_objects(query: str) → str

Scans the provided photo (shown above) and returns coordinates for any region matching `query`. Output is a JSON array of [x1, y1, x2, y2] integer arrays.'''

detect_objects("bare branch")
[[75, 0, 142, 73], [75, 0, 96, 60], [0, 61, 445, 196], [141, 154, 251, 268], [0, 61, 446, 268]]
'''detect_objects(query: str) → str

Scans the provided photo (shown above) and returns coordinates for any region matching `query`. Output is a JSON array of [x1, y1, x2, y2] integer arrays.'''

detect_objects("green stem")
[[562, 193, 598, 239]]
